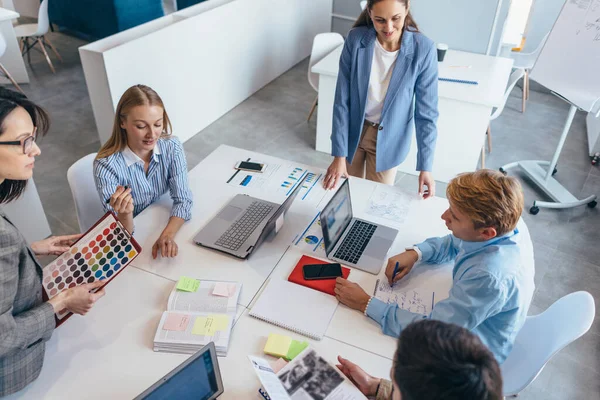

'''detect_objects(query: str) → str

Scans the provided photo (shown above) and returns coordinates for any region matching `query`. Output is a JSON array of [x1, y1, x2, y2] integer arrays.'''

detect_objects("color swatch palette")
[[42, 212, 142, 324]]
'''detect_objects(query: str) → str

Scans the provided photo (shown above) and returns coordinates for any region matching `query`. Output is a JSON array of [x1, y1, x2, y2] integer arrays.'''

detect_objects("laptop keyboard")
[[215, 201, 274, 251], [333, 220, 377, 264]]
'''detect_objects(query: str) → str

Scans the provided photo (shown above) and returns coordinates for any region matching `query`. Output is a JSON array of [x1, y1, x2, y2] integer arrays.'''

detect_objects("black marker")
[[106, 185, 130, 204]]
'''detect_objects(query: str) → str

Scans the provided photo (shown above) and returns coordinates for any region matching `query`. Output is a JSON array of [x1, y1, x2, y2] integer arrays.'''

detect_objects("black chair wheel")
[[499, 167, 507, 175], [588, 200, 597, 209], [552, 167, 558, 176], [529, 206, 540, 215]]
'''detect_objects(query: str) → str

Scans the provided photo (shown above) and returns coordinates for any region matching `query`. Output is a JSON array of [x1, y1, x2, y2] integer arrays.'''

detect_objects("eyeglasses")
[[0, 128, 38, 154]]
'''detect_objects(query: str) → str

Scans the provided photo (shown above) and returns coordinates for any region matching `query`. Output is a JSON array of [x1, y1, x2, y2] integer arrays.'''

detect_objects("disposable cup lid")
[[437, 43, 449, 50]]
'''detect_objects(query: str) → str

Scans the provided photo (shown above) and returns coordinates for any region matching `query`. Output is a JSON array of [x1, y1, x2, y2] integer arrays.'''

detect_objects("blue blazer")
[[331, 26, 439, 172]]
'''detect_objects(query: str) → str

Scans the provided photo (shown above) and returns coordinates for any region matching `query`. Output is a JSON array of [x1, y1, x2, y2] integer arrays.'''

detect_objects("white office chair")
[[509, 32, 549, 113], [360, 1, 367, 10], [307, 33, 344, 122], [479, 69, 525, 168], [0, 33, 24, 94], [67, 153, 106, 233], [501, 291, 595, 397], [14, 0, 62, 73]]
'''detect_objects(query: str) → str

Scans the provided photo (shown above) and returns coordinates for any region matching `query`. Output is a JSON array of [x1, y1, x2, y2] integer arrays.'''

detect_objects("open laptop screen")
[[320, 179, 353, 255], [136, 343, 223, 400]]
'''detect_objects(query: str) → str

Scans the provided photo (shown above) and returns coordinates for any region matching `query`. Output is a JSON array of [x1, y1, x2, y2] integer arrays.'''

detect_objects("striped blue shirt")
[[93, 136, 193, 221]]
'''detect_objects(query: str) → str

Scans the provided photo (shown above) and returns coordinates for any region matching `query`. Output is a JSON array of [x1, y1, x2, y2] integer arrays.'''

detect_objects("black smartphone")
[[302, 263, 343, 280], [235, 161, 265, 173]]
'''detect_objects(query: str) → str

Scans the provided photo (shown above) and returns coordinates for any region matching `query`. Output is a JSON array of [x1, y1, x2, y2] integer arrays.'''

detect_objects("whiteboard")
[[530, 0, 600, 112]]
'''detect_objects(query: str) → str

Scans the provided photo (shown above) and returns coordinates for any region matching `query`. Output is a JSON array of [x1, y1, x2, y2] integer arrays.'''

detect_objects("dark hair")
[[0, 88, 50, 204], [394, 320, 503, 400], [354, 0, 419, 31]]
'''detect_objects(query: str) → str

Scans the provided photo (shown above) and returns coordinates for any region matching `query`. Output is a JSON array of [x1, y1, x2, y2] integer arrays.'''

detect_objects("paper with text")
[[374, 279, 435, 315]]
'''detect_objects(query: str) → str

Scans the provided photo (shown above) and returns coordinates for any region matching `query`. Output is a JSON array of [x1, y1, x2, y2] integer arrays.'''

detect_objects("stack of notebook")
[[153, 278, 241, 356]]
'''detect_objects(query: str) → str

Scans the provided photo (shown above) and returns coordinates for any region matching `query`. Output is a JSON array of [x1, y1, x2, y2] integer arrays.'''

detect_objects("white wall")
[[331, 0, 509, 55]]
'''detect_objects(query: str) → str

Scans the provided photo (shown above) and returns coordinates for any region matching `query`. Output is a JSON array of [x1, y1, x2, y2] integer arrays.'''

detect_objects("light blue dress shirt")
[[366, 222, 535, 363], [93, 136, 193, 221]]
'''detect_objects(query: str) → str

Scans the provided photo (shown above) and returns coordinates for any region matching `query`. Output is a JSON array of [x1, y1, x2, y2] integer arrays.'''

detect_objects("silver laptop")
[[194, 174, 308, 259], [320, 179, 398, 274], [134, 342, 224, 400]]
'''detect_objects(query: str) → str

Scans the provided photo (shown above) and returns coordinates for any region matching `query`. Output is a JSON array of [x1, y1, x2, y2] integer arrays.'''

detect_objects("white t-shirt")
[[364, 38, 400, 124]]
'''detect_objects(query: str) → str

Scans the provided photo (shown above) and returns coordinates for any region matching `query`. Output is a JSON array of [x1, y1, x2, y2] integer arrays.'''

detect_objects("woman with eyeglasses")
[[0, 89, 105, 396], [94, 85, 193, 259]]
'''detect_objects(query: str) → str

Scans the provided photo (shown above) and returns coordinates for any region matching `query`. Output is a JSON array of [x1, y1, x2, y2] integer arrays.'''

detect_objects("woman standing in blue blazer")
[[323, 0, 438, 198]]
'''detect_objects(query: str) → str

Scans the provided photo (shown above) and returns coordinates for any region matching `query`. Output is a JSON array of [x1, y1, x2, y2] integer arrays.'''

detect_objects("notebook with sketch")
[[249, 280, 338, 340], [373, 279, 435, 315]]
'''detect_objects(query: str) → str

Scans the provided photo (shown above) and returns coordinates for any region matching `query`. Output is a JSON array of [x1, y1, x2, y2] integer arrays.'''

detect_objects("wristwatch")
[[405, 245, 422, 262]]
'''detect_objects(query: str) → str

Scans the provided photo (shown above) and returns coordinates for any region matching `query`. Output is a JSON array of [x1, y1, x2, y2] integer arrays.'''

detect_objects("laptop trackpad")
[[363, 237, 392, 259], [218, 205, 242, 222]]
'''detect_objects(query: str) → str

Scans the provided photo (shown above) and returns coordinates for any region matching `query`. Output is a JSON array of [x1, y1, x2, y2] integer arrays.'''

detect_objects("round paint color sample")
[[103, 228, 110, 235], [76, 277, 84, 284], [87, 277, 95, 283], [100, 240, 107, 248], [106, 270, 114, 278], [125, 244, 132, 252], [95, 270, 102, 278]]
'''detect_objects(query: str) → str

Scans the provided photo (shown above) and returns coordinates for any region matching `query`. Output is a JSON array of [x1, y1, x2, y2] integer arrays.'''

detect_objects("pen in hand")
[[391, 261, 400, 287], [106, 185, 130, 204]]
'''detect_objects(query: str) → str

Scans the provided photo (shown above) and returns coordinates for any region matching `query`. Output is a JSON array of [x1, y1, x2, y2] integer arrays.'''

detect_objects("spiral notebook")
[[249, 280, 338, 340]]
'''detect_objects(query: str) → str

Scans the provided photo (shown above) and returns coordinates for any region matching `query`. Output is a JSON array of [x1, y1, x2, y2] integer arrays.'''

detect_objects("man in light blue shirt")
[[334, 170, 535, 363]]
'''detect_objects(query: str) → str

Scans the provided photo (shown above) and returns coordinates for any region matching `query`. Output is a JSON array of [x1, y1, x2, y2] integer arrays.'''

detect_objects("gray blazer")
[[0, 210, 55, 397]]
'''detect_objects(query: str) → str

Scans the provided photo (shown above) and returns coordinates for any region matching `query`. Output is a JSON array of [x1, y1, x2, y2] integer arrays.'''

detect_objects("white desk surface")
[[131, 145, 335, 308], [9, 145, 461, 399], [0, 7, 19, 21], [5, 267, 247, 400], [311, 46, 514, 108], [6, 268, 390, 399]]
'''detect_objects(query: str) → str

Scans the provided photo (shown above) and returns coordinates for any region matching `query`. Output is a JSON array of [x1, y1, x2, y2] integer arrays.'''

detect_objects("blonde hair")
[[96, 85, 172, 159], [446, 170, 524, 236]]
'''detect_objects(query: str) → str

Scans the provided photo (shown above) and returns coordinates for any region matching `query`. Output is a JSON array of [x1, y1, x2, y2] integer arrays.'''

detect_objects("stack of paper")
[[153, 278, 241, 356]]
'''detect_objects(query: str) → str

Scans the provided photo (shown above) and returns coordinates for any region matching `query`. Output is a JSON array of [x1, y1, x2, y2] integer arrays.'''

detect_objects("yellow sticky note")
[[191, 315, 230, 336], [176, 276, 200, 292], [264, 333, 292, 358]]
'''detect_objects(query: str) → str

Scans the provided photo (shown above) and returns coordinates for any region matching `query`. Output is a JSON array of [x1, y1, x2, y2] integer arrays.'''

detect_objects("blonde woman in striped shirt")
[[94, 85, 193, 259]]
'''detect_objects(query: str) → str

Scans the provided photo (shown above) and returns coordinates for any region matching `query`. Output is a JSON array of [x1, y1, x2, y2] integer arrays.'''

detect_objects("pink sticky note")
[[270, 358, 288, 374], [163, 313, 190, 331], [213, 283, 235, 297], [228, 284, 237, 296]]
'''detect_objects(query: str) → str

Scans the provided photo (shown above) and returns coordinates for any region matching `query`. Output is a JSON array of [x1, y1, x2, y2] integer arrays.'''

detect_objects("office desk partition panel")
[[80, 0, 332, 145]]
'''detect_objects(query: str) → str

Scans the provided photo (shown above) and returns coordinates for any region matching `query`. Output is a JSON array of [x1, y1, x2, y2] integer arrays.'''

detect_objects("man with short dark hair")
[[337, 320, 503, 400]]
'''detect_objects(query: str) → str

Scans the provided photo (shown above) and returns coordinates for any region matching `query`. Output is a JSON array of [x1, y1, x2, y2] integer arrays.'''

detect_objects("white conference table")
[[9, 145, 456, 399], [311, 46, 514, 182], [0, 7, 29, 84]]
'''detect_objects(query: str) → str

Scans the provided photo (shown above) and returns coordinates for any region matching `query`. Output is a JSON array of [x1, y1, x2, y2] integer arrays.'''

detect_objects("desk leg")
[[315, 75, 335, 154]]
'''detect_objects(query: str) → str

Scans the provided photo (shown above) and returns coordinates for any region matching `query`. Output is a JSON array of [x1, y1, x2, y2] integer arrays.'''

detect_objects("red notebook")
[[287, 255, 351, 296]]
